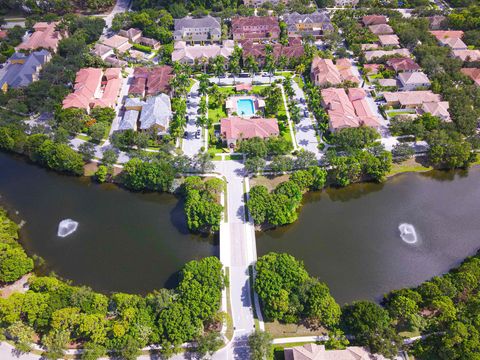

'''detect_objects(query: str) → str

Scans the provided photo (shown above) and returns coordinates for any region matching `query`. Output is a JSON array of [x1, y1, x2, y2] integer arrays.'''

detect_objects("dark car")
[[183, 131, 189, 138], [195, 130, 201, 139], [304, 109, 309, 117]]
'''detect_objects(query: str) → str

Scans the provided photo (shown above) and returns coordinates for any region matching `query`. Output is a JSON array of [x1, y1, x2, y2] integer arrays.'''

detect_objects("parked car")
[[304, 109, 309, 117], [195, 130, 201, 139], [183, 131, 189, 138]]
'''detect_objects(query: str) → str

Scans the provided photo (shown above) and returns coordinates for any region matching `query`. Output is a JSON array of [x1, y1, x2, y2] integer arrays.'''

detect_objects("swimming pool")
[[237, 99, 255, 116]]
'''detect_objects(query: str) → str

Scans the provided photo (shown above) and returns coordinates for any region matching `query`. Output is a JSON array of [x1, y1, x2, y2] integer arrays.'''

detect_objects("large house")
[[0, 50, 51, 92], [243, 0, 288, 6], [310, 57, 358, 86], [321, 87, 380, 132], [364, 48, 410, 62], [378, 34, 399, 47], [283, 11, 334, 38], [121, 94, 172, 134], [387, 57, 420, 72], [220, 116, 279, 147], [101, 35, 132, 53], [118, 28, 160, 50], [368, 24, 394, 35], [174, 16, 221, 43], [62, 68, 122, 113], [171, 40, 234, 64], [241, 38, 304, 65], [231, 16, 280, 41], [418, 101, 451, 121], [461, 68, 480, 86], [398, 71, 430, 90], [362, 15, 387, 26], [383, 90, 441, 108], [16, 22, 65, 53], [452, 49, 480, 62], [284, 344, 386, 360], [129, 66, 173, 97]]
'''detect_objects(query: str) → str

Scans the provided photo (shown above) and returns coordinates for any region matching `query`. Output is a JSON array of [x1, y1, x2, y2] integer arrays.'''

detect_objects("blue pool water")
[[237, 99, 255, 116]]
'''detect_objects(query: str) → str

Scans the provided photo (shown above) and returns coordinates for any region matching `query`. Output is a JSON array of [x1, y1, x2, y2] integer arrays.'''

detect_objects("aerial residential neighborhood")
[[0, 0, 479, 359]]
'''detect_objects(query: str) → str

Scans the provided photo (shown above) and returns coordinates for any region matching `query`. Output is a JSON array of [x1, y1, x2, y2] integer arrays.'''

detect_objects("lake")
[[0, 152, 217, 294], [257, 169, 480, 304]]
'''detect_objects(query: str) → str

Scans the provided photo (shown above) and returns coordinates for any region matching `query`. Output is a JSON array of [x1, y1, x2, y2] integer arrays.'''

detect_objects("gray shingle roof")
[[119, 110, 139, 131], [0, 50, 50, 89], [174, 15, 221, 41], [138, 94, 172, 131], [283, 11, 333, 33]]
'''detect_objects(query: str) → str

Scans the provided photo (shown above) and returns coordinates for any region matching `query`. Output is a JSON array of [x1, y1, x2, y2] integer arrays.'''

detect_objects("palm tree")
[[213, 56, 226, 84], [198, 74, 210, 96], [244, 55, 258, 84]]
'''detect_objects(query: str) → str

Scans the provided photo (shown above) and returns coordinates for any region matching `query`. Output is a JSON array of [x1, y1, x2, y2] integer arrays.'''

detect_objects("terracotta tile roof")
[[363, 63, 382, 74], [383, 90, 441, 107], [311, 58, 342, 85], [461, 67, 480, 86], [0, 30, 7, 39], [321, 87, 380, 131], [118, 28, 142, 41], [284, 344, 386, 360], [62, 67, 122, 111], [398, 71, 430, 86], [129, 66, 173, 97], [364, 48, 410, 62], [430, 30, 464, 40], [439, 36, 467, 50], [452, 49, 480, 62], [419, 101, 450, 121], [16, 22, 64, 52], [232, 16, 280, 40], [362, 15, 387, 26], [241, 39, 304, 61], [428, 15, 446, 29], [102, 35, 132, 53], [368, 24, 394, 35], [172, 41, 234, 62], [221, 116, 279, 140], [311, 57, 359, 86], [378, 34, 399, 46], [387, 57, 420, 72]]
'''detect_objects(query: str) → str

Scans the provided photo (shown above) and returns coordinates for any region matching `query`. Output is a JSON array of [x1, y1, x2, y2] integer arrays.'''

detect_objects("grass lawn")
[[224, 267, 234, 341], [273, 342, 323, 360], [76, 134, 91, 141], [217, 86, 236, 95], [293, 75, 304, 90], [208, 102, 227, 123], [265, 320, 327, 339], [252, 85, 269, 94], [250, 174, 290, 192], [388, 157, 432, 177], [187, 78, 196, 92]]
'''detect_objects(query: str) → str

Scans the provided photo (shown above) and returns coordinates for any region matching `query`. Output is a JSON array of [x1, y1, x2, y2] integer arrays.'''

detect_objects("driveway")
[[182, 81, 204, 157], [291, 78, 322, 159]]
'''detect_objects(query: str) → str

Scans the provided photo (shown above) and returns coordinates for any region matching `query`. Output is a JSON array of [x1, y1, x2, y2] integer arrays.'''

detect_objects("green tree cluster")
[[255, 253, 340, 326], [183, 177, 224, 233]]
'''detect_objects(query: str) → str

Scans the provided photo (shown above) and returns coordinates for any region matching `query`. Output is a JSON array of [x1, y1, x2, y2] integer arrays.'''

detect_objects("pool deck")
[[225, 95, 265, 118]]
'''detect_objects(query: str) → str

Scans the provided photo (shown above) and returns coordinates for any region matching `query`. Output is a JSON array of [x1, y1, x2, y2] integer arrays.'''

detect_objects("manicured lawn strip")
[[225, 267, 234, 341], [265, 320, 326, 339], [76, 134, 91, 141], [387, 158, 432, 177], [208, 104, 227, 123], [248, 265, 261, 330], [293, 75, 304, 90]]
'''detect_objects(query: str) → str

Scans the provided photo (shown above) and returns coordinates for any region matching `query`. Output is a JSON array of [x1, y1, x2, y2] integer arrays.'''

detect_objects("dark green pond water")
[[257, 168, 480, 304], [2, 151, 480, 303], [0, 152, 217, 294]]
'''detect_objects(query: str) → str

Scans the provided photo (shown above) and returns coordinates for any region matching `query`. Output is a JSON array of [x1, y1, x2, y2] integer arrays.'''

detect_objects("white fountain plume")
[[57, 219, 79, 238], [398, 223, 418, 244]]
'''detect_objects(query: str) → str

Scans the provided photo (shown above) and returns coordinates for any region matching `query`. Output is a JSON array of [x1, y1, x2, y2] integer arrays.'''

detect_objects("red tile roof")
[[221, 116, 279, 141], [129, 66, 173, 97], [232, 16, 280, 40], [62, 68, 122, 111], [461, 68, 480, 86], [17, 22, 64, 52], [321, 87, 380, 131], [386, 57, 420, 72], [241, 39, 304, 61], [362, 15, 387, 26]]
